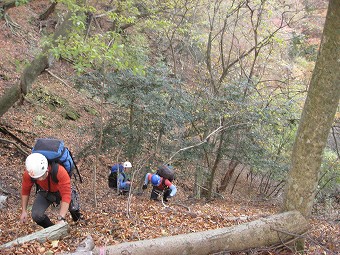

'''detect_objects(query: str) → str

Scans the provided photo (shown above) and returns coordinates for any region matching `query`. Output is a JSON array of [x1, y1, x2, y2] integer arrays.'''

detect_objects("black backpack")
[[108, 164, 126, 188], [32, 138, 82, 183], [156, 165, 175, 182]]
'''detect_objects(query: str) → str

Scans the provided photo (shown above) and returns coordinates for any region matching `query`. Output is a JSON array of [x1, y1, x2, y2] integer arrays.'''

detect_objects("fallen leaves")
[[0, 4, 338, 253]]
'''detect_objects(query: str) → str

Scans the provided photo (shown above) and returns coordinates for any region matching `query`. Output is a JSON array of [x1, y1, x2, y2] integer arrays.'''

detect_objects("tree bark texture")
[[282, 0, 340, 218], [0, 222, 69, 248], [0, 12, 74, 118], [93, 211, 308, 255], [0, 84, 21, 117], [39, 2, 58, 21]]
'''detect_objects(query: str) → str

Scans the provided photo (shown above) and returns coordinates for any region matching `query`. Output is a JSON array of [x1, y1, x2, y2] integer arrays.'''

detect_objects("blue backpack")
[[32, 138, 82, 183]]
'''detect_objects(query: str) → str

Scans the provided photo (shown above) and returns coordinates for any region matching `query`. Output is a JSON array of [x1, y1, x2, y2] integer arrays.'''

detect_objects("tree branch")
[[168, 123, 250, 161], [0, 138, 29, 156]]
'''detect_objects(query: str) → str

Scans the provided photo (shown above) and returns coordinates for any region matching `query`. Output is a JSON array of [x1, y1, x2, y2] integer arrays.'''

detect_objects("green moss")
[[34, 115, 47, 127], [62, 108, 81, 120], [27, 87, 67, 107], [83, 105, 99, 116]]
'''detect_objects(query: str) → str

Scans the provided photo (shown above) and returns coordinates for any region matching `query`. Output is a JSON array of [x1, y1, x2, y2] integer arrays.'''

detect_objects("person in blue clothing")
[[108, 161, 132, 193], [142, 173, 177, 202]]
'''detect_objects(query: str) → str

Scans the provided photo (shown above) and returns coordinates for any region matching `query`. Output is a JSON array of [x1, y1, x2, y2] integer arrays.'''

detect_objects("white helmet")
[[123, 161, 132, 168], [25, 153, 48, 178]]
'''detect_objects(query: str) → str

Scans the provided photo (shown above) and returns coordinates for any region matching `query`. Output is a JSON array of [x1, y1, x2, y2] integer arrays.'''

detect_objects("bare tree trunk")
[[92, 211, 308, 255], [207, 129, 225, 200], [194, 165, 202, 199], [267, 180, 285, 198], [39, 2, 58, 21], [263, 171, 273, 195], [219, 160, 239, 192], [282, 0, 340, 218], [282, 0, 340, 250], [247, 168, 255, 188], [258, 172, 266, 193], [230, 165, 245, 194]]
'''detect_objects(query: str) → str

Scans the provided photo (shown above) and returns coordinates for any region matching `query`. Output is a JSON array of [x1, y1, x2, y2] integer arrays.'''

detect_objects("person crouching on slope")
[[108, 161, 132, 193], [142, 173, 177, 202], [20, 153, 81, 228]]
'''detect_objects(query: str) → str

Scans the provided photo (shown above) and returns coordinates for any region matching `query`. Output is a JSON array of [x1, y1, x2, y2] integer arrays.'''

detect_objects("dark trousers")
[[32, 191, 81, 228], [150, 187, 171, 201], [32, 192, 54, 228]]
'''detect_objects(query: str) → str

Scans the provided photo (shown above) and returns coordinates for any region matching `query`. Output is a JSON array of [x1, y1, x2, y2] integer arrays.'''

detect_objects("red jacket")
[[21, 164, 71, 203], [147, 173, 172, 190]]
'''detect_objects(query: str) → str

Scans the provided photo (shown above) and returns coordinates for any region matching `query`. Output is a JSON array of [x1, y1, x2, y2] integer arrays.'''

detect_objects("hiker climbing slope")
[[143, 164, 177, 202], [20, 153, 82, 228]]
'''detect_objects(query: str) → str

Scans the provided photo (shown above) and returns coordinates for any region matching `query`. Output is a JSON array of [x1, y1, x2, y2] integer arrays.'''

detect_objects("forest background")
[[0, 0, 339, 254]]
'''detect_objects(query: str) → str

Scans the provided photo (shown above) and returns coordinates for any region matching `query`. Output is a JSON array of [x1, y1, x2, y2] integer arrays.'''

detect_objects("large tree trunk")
[[91, 211, 308, 255], [0, 222, 69, 248], [282, 0, 340, 218], [0, 12, 74, 118]]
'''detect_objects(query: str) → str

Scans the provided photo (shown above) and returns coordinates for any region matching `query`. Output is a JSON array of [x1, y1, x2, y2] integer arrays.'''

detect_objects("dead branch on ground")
[[0, 138, 29, 156]]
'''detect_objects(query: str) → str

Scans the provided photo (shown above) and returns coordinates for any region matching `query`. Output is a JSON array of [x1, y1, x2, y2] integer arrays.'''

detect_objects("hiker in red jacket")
[[142, 173, 177, 202], [20, 153, 81, 228]]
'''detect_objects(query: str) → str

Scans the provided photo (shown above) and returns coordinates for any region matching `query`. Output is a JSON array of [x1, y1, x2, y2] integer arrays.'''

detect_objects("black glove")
[[142, 184, 148, 190]]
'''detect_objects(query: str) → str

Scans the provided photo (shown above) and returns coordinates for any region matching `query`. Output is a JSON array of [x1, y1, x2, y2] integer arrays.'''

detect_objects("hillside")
[[0, 0, 339, 254]]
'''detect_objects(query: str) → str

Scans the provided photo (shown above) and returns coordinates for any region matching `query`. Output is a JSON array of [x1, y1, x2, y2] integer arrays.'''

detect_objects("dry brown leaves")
[[0, 1, 338, 255]]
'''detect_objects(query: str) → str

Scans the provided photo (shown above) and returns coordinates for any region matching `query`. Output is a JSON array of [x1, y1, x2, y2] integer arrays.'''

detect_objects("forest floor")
[[0, 0, 339, 254]]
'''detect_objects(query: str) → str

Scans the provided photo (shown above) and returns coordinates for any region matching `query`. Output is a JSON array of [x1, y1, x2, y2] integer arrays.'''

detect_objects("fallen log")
[[92, 211, 308, 255], [1, 222, 69, 248]]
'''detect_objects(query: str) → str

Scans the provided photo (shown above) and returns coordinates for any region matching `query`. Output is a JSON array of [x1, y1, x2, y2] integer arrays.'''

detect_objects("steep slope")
[[0, 1, 338, 254]]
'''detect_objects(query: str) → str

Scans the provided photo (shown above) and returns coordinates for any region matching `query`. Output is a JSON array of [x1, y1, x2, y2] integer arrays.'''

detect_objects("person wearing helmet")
[[108, 161, 132, 193], [20, 153, 75, 228], [123, 161, 132, 168], [142, 173, 177, 202]]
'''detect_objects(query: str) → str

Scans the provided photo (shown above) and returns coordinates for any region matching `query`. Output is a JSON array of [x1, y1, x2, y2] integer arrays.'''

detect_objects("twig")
[[271, 227, 308, 239], [126, 154, 152, 217], [4, 13, 21, 35], [45, 69, 73, 89], [0, 126, 31, 149], [152, 190, 169, 208], [173, 202, 191, 212], [160, 192, 170, 208], [161, 197, 170, 208], [230, 165, 246, 195], [272, 227, 337, 255], [0, 138, 29, 156], [275, 228, 302, 253]]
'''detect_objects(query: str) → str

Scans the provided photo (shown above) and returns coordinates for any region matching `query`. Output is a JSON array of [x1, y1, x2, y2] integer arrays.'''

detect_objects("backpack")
[[156, 165, 175, 182], [108, 164, 125, 188], [32, 138, 82, 183]]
